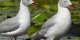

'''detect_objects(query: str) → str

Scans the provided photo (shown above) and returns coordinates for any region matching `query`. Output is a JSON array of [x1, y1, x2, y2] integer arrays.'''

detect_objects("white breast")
[[44, 11, 71, 38]]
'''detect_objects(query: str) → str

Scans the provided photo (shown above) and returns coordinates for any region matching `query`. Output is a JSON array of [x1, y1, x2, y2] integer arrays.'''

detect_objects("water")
[[0, 34, 29, 40], [60, 36, 78, 40], [0, 34, 80, 40]]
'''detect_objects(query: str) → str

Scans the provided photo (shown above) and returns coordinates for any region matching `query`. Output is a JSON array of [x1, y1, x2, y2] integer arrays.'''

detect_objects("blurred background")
[[0, 0, 80, 40]]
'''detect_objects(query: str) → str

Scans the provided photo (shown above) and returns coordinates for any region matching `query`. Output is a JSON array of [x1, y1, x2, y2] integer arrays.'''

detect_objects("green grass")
[[78, 37, 80, 40], [0, 0, 80, 37]]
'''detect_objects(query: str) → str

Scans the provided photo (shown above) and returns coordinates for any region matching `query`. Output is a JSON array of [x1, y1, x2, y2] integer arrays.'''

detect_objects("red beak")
[[70, 4, 76, 8], [32, 2, 39, 6]]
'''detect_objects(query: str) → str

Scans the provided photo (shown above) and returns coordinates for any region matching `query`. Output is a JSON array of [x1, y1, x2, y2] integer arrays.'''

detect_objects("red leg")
[[14, 37, 17, 40], [10, 37, 13, 40], [10, 38, 12, 40]]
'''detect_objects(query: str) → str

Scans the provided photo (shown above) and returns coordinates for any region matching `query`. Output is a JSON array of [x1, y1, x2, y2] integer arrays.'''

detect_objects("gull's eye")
[[27, 0, 30, 1], [64, 1, 67, 3]]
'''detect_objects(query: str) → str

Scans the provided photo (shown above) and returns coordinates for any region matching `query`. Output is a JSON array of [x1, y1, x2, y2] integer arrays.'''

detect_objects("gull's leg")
[[10, 37, 13, 40], [14, 37, 17, 40], [10, 38, 12, 40]]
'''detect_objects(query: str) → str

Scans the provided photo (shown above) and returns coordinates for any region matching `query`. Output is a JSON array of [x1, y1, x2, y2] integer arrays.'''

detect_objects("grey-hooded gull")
[[27, 0, 76, 40], [0, 0, 38, 40]]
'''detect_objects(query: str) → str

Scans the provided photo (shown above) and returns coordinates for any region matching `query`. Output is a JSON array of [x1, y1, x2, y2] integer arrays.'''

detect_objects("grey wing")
[[0, 17, 20, 33], [38, 17, 56, 35], [31, 14, 57, 40], [31, 18, 55, 39], [41, 18, 55, 29]]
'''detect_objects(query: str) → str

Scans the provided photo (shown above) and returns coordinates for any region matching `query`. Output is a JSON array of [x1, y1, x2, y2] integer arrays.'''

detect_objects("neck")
[[16, 0, 30, 17], [58, 2, 69, 13], [55, 2, 71, 18]]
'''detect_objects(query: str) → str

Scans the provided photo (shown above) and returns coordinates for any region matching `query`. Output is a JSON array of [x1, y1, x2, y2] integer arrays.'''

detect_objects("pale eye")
[[64, 1, 67, 3]]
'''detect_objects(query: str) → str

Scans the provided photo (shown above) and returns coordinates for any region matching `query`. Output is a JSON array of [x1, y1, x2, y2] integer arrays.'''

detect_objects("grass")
[[0, 0, 80, 39]]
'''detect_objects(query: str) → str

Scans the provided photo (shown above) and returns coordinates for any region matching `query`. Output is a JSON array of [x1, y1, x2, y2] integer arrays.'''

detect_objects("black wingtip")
[[25, 38, 31, 40]]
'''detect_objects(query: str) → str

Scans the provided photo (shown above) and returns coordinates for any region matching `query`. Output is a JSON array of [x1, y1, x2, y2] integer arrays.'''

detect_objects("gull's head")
[[59, 0, 76, 8], [22, 0, 38, 6]]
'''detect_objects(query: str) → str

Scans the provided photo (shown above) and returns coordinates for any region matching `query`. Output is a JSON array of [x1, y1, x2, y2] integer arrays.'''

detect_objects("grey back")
[[0, 17, 20, 33]]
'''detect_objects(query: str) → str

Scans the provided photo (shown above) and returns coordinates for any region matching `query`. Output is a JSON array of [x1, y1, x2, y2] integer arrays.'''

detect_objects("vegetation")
[[0, 0, 80, 37]]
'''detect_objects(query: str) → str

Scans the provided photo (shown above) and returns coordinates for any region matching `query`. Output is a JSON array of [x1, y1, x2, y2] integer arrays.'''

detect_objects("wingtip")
[[25, 38, 31, 40]]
